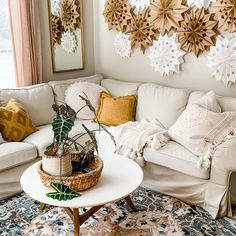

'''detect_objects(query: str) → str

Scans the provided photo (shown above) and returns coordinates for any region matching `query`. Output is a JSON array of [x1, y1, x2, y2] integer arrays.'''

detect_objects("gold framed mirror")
[[48, 0, 84, 73]]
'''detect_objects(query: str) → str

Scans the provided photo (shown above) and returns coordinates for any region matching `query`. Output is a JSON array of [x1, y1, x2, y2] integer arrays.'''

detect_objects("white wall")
[[93, 0, 236, 97], [39, 0, 95, 83]]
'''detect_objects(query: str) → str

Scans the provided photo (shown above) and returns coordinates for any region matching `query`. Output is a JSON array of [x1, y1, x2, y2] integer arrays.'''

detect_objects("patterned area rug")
[[0, 187, 236, 236]]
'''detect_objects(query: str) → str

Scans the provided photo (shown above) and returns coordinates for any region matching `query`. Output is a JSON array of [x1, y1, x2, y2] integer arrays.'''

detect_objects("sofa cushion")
[[95, 92, 137, 126], [0, 142, 37, 172], [136, 83, 190, 129], [169, 91, 236, 160], [188, 91, 236, 112], [23, 120, 103, 156], [101, 79, 141, 97], [48, 74, 103, 104], [143, 141, 209, 179], [65, 82, 107, 119], [0, 83, 55, 126], [0, 98, 38, 141]]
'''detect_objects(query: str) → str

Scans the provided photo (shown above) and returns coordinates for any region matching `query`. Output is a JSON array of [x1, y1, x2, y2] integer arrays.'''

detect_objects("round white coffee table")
[[20, 152, 143, 236]]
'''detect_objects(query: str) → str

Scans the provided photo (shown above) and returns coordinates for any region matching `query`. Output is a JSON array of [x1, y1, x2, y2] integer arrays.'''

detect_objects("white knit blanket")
[[104, 120, 170, 167]]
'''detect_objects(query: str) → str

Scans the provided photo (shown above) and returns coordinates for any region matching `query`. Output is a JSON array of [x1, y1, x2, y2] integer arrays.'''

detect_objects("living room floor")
[[1, 187, 236, 236]]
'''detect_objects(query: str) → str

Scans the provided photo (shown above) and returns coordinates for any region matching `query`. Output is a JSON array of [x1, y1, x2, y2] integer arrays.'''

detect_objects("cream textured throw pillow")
[[65, 82, 108, 119], [168, 91, 236, 167]]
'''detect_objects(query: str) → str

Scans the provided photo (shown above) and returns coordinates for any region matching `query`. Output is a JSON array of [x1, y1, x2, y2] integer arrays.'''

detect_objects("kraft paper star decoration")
[[207, 34, 236, 87], [212, 0, 236, 33], [61, 0, 80, 32], [114, 32, 132, 58], [128, 0, 151, 12], [148, 33, 186, 76], [103, 0, 132, 32], [148, 0, 188, 35], [51, 14, 64, 45], [127, 9, 158, 53], [178, 8, 218, 57]]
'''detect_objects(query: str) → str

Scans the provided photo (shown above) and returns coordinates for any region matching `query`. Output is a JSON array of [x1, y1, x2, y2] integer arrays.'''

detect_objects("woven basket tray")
[[38, 156, 103, 191]]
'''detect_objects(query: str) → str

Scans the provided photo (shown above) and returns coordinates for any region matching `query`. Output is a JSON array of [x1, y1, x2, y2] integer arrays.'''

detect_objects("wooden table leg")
[[39, 203, 46, 211], [125, 195, 137, 211], [64, 205, 103, 236], [73, 208, 80, 236]]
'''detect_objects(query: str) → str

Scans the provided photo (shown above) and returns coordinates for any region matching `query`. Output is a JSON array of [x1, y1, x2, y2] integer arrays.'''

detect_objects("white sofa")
[[0, 74, 235, 219]]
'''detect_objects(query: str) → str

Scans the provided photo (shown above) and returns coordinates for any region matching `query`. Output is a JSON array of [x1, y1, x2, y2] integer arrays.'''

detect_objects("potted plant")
[[40, 94, 115, 201]]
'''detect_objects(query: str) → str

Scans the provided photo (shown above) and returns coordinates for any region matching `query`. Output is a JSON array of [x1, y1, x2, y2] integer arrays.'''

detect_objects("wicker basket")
[[38, 156, 103, 191]]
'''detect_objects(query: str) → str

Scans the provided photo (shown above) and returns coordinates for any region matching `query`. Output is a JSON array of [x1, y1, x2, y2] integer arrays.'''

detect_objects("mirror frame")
[[48, 0, 85, 73]]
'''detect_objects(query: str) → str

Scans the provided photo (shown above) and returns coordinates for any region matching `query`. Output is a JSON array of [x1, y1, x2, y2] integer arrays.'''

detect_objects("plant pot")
[[42, 153, 72, 177]]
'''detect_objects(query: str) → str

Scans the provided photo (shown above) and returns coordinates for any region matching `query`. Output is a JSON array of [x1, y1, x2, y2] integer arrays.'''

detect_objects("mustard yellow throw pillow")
[[95, 92, 137, 126], [0, 98, 38, 141]]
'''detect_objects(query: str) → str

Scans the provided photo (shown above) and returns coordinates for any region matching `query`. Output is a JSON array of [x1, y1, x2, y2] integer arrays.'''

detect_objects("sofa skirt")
[[0, 159, 39, 200], [142, 161, 207, 205], [142, 162, 236, 218]]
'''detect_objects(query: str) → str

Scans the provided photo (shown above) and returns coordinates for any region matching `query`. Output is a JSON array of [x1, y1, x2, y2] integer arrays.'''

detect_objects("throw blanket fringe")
[[197, 125, 236, 169], [112, 120, 170, 167]]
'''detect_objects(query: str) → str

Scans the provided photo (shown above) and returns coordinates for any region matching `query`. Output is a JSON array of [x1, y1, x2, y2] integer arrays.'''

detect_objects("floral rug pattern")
[[0, 187, 236, 235]]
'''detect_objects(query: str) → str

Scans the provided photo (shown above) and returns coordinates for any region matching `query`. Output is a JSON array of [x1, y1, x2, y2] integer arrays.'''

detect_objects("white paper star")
[[50, 0, 61, 17], [61, 31, 77, 54], [207, 35, 236, 87], [114, 32, 132, 58], [148, 33, 185, 76], [187, 0, 215, 8], [128, 0, 151, 12]]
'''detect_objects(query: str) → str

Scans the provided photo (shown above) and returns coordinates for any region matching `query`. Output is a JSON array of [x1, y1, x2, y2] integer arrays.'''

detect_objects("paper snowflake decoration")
[[114, 32, 132, 58], [128, 0, 151, 12], [207, 35, 236, 87], [61, 31, 77, 53], [187, 0, 216, 8], [148, 33, 185, 76], [51, 0, 61, 17]]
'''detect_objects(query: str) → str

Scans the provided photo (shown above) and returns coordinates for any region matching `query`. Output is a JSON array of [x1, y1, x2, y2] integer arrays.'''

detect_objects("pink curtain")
[[8, 0, 42, 87]]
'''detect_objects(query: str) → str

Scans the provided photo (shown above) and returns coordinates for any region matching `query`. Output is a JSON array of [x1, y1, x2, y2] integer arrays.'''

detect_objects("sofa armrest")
[[211, 137, 236, 185], [206, 137, 236, 218]]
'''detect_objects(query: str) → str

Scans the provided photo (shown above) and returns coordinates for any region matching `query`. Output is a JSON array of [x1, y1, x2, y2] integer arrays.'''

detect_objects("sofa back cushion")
[[188, 91, 236, 112], [48, 74, 103, 104], [0, 83, 55, 126], [136, 83, 190, 129], [101, 79, 141, 97]]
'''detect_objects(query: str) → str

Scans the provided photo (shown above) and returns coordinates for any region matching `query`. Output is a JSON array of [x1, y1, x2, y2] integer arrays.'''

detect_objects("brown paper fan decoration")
[[212, 0, 236, 33], [148, 0, 188, 35], [103, 0, 132, 32], [178, 8, 218, 57], [61, 0, 80, 32], [51, 14, 64, 45], [127, 9, 158, 53]]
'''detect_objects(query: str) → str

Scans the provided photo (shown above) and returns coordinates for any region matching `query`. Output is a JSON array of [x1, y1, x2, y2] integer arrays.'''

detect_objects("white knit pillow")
[[0, 133, 5, 144], [65, 82, 108, 119], [168, 91, 236, 159]]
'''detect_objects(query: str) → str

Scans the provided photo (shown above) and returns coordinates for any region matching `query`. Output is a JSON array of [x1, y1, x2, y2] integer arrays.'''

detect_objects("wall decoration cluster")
[[48, 0, 84, 72], [103, 0, 236, 87]]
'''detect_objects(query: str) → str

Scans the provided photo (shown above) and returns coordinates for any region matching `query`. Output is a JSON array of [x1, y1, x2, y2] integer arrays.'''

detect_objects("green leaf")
[[52, 116, 74, 146], [82, 124, 98, 154], [46, 182, 81, 201]]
